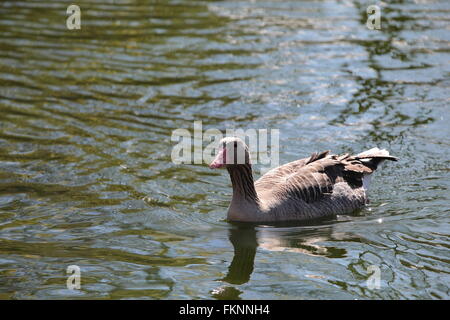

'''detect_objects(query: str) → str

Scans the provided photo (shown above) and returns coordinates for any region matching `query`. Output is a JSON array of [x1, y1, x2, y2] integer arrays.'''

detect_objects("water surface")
[[0, 0, 449, 299]]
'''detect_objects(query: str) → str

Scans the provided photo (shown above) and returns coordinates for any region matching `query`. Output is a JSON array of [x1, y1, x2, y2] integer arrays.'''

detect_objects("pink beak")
[[209, 148, 226, 169]]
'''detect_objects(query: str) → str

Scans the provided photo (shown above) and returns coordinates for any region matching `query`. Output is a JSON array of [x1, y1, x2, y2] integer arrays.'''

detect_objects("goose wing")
[[255, 150, 329, 190], [267, 151, 397, 204]]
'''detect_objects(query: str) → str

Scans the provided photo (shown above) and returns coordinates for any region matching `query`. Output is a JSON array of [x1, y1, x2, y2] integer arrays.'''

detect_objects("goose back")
[[252, 151, 397, 222]]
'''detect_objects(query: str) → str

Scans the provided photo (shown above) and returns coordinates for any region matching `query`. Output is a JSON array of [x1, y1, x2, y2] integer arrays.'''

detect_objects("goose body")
[[210, 137, 398, 222]]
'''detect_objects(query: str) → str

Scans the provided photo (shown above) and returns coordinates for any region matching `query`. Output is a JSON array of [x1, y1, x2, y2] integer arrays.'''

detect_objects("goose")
[[209, 137, 398, 222]]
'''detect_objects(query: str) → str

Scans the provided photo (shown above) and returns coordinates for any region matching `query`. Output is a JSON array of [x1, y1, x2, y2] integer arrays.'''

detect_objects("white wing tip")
[[358, 147, 390, 157]]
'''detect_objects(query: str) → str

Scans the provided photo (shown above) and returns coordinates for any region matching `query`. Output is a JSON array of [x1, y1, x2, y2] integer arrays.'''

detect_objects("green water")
[[0, 0, 449, 299]]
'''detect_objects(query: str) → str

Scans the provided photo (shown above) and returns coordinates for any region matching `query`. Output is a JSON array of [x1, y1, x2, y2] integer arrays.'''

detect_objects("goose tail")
[[356, 147, 398, 170], [353, 147, 398, 191]]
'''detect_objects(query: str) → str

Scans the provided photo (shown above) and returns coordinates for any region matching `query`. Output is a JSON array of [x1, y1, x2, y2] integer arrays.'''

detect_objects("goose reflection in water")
[[211, 219, 351, 300]]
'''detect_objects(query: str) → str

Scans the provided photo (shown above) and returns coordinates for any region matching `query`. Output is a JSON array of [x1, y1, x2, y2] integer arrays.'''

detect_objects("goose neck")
[[227, 164, 259, 203]]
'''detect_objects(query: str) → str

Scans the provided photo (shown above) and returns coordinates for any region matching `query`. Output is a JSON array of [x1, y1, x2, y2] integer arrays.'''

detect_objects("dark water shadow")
[[330, 0, 436, 144], [211, 217, 357, 299]]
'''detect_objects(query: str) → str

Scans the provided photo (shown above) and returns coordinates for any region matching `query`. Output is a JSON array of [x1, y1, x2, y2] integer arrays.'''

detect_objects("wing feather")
[[256, 149, 397, 205]]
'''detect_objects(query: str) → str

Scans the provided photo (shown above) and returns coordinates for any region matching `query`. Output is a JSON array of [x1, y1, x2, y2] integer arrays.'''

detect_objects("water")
[[0, 0, 449, 299]]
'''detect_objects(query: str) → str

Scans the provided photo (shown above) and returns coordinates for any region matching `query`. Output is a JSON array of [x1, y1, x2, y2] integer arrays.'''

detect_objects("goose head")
[[209, 137, 250, 169]]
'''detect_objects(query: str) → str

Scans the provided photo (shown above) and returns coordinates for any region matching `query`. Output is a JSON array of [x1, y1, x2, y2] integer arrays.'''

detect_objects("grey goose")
[[209, 137, 397, 222]]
